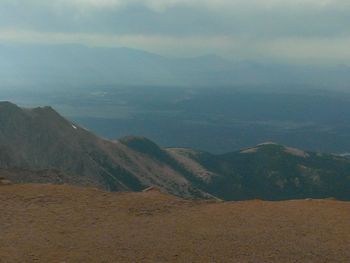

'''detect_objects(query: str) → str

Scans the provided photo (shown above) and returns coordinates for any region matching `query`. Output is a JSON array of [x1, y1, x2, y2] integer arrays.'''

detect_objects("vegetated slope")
[[0, 184, 349, 263], [169, 142, 350, 200], [0, 102, 209, 198]]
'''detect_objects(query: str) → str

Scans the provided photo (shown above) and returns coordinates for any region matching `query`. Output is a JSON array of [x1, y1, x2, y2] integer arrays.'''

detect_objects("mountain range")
[[1, 101, 350, 200], [1, 44, 350, 88]]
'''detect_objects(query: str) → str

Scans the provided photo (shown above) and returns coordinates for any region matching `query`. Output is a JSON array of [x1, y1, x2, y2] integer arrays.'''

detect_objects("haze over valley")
[[3, 84, 350, 155]]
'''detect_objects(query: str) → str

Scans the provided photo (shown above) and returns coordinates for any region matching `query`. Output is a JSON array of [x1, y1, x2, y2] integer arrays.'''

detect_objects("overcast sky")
[[1, 0, 350, 63]]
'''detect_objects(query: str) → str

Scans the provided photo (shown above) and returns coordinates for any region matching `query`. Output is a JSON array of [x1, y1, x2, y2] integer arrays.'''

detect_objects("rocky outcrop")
[[0, 177, 12, 186]]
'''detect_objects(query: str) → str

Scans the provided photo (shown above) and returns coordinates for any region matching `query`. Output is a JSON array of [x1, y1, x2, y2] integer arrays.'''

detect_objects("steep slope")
[[0, 102, 208, 198], [169, 142, 350, 200], [119, 136, 215, 199], [0, 184, 349, 262]]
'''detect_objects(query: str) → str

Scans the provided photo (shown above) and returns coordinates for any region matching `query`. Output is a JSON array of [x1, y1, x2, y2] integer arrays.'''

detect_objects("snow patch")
[[240, 148, 258, 154], [284, 147, 309, 158], [257, 141, 278, 146]]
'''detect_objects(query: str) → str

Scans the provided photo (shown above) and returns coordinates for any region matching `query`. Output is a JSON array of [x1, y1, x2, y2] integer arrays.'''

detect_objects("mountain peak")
[[0, 101, 16, 106], [0, 102, 58, 116], [0, 103, 73, 132], [257, 141, 279, 146], [0, 101, 21, 111], [0, 103, 208, 198], [119, 136, 161, 154], [240, 142, 309, 158], [30, 105, 63, 118]]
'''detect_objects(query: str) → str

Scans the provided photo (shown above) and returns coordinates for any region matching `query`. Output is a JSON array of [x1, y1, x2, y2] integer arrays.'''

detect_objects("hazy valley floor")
[[0, 184, 349, 263]]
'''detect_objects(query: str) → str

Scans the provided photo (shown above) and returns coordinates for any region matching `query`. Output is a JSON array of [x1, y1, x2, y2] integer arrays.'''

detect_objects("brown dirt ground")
[[0, 184, 349, 263]]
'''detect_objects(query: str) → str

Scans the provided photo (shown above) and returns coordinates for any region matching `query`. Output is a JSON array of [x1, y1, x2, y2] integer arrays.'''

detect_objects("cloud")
[[0, 0, 350, 63], [63, 0, 350, 12], [2, 0, 350, 37]]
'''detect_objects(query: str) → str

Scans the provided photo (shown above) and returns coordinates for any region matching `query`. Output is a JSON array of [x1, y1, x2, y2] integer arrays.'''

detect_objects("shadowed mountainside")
[[0, 102, 209, 199]]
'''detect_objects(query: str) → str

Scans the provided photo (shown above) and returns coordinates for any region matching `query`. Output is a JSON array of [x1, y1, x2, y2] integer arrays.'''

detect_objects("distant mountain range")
[[1, 101, 350, 200], [1, 44, 350, 88]]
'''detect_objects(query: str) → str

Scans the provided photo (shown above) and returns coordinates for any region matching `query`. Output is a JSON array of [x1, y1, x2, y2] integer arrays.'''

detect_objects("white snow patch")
[[284, 147, 309, 158], [257, 141, 278, 146], [240, 147, 258, 154]]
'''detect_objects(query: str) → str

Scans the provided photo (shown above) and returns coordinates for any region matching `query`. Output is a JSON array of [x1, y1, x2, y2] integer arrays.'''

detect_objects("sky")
[[0, 0, 350, 63]]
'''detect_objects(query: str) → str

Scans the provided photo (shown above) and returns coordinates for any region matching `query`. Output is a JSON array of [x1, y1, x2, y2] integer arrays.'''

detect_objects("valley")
[[3, 86, 350, 154]]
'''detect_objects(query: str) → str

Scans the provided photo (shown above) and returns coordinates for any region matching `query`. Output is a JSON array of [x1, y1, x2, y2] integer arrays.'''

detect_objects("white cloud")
[[67, 0, 123, 9], [63, 0, 350, 11], [1, 0, 350, 63]]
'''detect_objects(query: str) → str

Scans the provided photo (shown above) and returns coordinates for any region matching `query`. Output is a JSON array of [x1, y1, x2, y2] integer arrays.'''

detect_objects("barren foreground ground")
[[0, 184, 349, 263]]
